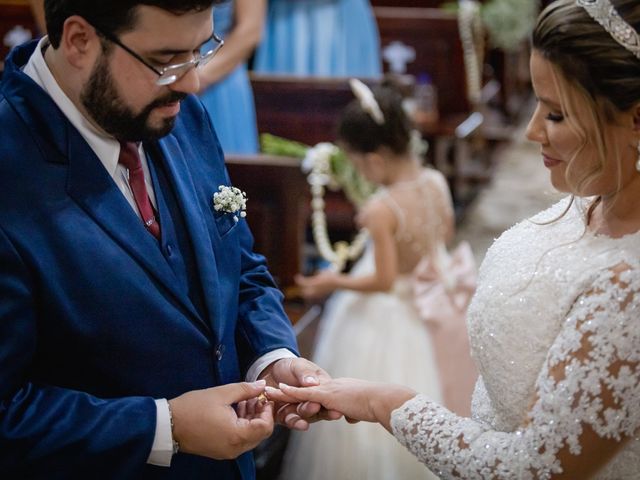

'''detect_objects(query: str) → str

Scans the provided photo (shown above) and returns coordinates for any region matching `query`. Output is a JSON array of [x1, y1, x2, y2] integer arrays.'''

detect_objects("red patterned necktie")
[[118, 142, 161, 239]]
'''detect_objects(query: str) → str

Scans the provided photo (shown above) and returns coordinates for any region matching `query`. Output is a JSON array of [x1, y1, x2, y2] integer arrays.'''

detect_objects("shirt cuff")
[[245, 348, 298, 382], [146, 398, 173, 467]]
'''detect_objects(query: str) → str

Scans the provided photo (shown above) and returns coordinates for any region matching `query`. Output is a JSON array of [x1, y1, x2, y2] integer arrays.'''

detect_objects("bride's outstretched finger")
[[278, 382, 321, 400], [278, 378, 418, 424], [264, 385, 297, 403], [279, 382, 346, 404], [278, 381, 365, 419]]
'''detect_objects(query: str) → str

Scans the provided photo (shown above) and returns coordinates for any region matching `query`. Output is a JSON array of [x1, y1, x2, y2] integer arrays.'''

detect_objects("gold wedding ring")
[[257, 392, 268, 403]]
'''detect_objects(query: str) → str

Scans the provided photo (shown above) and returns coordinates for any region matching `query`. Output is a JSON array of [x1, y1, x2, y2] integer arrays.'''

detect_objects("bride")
[[268, 0, 640, 477]]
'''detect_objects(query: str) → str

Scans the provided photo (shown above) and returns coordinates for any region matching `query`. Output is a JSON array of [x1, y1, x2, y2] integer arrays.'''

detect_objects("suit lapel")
[[152, 136, 224, 335], [2, 42, 210, 332], [65, 129, 206, 329]]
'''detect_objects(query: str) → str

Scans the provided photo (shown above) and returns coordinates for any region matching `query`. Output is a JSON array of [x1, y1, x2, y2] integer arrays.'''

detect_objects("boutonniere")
[[213, 185, 248, 222]]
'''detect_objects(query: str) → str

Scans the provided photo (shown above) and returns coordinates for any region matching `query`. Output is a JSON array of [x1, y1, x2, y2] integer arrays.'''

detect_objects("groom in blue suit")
[[0, 1, 334, 478]]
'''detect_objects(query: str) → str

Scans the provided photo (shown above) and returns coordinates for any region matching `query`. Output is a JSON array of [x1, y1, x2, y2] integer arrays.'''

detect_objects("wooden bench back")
[[374, 6, 470, 116], [225, 154, 308, 291], [0, 1, 37, 69], [250, 74, 373, 147]]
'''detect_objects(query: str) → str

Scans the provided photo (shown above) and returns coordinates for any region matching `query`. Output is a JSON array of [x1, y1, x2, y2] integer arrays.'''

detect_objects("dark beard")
[[80, 53, 187, 142]]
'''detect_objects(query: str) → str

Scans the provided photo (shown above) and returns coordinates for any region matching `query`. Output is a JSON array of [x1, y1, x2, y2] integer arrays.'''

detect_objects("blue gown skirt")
[[199, 63, 259, 154], [253, 0, 382, 77]]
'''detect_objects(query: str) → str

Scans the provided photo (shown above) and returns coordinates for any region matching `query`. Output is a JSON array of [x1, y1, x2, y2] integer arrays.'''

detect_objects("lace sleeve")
[[390, 264, 640, 479]]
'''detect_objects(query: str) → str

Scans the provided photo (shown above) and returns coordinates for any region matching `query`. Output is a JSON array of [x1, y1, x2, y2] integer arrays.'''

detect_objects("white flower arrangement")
[[301, 142, 340, 188], [302, 142, 377, 207], [443, 0, 538, 53], [260, 134, 376, 271], [481, 0, 538, 52], [213, 185, 247, 222], [304, 143, 370, 272], [458, 0, 484, 105]]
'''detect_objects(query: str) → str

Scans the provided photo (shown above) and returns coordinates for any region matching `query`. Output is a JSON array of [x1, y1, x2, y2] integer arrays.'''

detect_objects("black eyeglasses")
[[90, 23, 224, 86]]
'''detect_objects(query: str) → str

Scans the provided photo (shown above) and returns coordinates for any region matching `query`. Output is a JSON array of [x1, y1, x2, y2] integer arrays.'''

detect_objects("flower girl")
[[280, 81, 477, 480]]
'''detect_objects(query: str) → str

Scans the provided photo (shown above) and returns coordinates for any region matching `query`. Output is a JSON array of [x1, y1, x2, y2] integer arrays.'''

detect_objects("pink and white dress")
[[280, 168, 477, 480]]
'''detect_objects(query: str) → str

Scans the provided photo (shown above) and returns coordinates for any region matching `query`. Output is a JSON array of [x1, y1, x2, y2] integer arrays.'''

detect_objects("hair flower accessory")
[[349, 78, 385, 125], [213, 185, 247, 222]]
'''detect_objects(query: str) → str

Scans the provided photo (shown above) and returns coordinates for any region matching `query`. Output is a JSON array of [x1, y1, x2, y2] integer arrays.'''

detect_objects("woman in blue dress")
[[198, 0, 265, 154], [253, 0, 381, 77]]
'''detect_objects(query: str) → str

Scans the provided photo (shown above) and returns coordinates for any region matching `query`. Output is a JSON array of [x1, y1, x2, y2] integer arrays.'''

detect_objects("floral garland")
[[260, 133, 375, 272], [481, 0, 538, 52], [457, 0, 485, 107], [303, 143, 370, 272]]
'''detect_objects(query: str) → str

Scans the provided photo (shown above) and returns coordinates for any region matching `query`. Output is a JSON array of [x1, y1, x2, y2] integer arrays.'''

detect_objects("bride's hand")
[[266, 378, 417, 430]]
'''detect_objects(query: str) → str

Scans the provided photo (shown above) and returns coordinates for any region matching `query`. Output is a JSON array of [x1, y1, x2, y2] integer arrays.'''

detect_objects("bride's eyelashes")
[[546, 112, 564, 122]]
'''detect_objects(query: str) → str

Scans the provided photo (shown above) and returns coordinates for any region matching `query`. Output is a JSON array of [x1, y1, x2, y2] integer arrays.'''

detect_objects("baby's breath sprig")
[[213, 185, 247, 222]]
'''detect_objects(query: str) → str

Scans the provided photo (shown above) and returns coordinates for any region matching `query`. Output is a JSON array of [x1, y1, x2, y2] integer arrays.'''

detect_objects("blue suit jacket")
[[0, 41, 298, 479]]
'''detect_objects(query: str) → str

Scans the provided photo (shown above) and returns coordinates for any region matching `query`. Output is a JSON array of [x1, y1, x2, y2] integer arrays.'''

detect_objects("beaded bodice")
[[390, 198, 640, 479], [371, 168, 453, 275]]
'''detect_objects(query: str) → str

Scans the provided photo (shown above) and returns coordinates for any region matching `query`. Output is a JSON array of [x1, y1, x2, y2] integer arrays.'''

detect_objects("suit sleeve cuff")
[[146, 398, 173, 467], [245, 348, 298, 382]]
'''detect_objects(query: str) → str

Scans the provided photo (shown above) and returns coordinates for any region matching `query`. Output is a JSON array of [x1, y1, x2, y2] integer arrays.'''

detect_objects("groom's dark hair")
[[44, 0, 222, 49]]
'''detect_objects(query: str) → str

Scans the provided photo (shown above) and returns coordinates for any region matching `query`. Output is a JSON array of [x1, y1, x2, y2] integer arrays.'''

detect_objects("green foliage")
[[328, 149, 377, 207], [260, 133, 309, 158], [440, 0, 539, 52], [481, 0, 538, 51], [260, 133, 376, 206]]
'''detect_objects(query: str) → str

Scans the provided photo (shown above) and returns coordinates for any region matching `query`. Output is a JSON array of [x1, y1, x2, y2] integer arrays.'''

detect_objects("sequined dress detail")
[[390, 198, 640, 479]]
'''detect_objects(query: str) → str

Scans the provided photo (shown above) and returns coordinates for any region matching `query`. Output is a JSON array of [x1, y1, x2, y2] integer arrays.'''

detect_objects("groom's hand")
[[168, 380, 274, 460], [259, 358, 342, 430]]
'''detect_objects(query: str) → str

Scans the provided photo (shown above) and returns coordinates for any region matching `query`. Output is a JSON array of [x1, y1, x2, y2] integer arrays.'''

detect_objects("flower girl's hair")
[[337, 82, 413, 156]]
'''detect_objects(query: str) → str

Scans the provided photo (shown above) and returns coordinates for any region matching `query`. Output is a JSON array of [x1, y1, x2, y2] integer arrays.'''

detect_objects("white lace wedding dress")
[[390, 198, 640, 479]]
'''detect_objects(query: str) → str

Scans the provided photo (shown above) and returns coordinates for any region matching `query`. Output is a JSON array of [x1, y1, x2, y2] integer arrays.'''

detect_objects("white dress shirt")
[[23, 37, 295, 467]]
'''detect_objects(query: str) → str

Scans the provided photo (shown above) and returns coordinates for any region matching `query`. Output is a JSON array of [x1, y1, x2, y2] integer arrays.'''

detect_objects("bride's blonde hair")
[[533, 0, 640, 214]]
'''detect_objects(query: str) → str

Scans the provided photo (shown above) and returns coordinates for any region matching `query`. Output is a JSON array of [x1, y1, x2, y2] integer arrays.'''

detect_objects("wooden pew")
[[372, 2, 530, 126], [373, 6, 491, 202], [225, 153, 309, 295], [224, 153, 327, 478], [374, 7, 470, 123], [223, 152, 334, 476], [250, 64, 484, 206], [0, 0, 37, 72], [250, 73, 376, 147], [250, 67, 474, 155], [250, 74, 361, 238]]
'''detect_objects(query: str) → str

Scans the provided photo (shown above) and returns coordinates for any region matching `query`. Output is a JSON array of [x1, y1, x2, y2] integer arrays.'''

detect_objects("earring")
[[636, 140, 640, 173]]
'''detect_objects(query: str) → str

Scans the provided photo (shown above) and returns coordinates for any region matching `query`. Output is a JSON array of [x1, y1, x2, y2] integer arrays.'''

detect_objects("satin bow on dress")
[[412, 241, 478, 416]]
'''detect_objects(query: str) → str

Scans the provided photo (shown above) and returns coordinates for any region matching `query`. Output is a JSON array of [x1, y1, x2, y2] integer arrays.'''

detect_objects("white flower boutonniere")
[[213, 185, 247, 222]]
